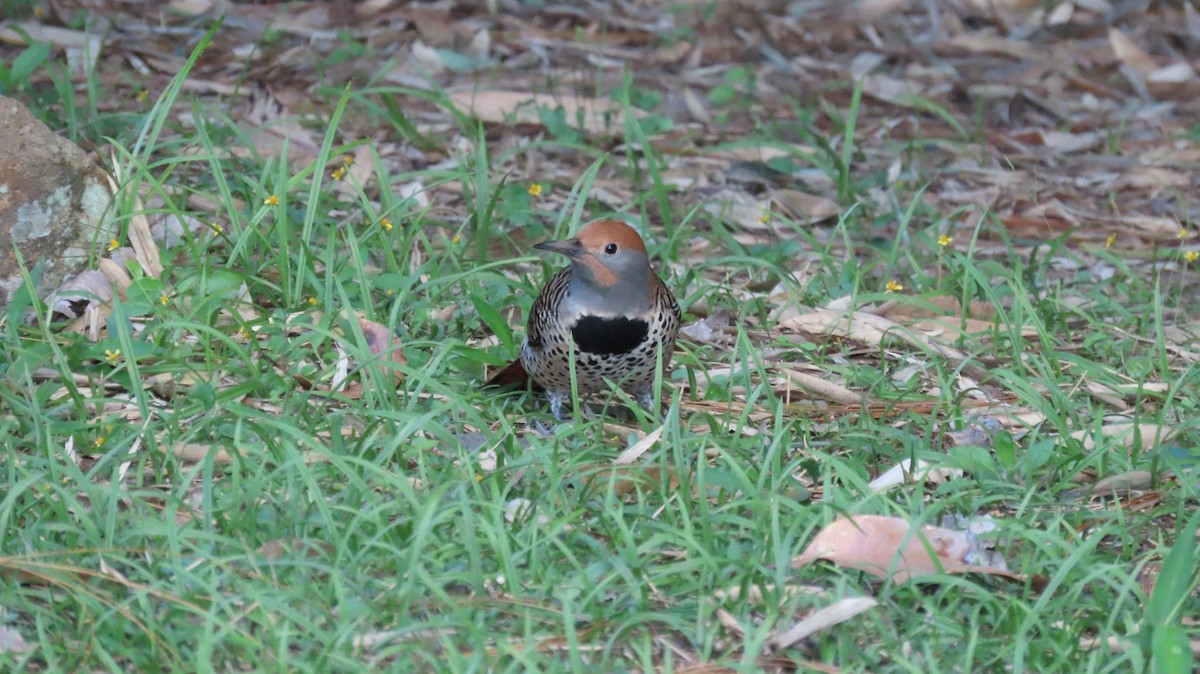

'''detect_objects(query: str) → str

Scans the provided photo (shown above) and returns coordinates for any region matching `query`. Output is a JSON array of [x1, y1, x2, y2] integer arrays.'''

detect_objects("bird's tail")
[[484, 359, 542, 390]]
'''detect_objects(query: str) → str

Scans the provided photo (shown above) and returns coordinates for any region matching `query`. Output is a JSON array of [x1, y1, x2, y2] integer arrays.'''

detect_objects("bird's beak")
[[533, 236, 584, 259]]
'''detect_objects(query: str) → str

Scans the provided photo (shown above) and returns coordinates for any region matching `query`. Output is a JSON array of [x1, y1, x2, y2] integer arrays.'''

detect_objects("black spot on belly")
[[572, 315, 649, 355]]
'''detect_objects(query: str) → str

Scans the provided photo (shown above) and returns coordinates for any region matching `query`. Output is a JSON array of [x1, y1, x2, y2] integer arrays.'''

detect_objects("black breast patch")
[[571, 315, 650, 355]]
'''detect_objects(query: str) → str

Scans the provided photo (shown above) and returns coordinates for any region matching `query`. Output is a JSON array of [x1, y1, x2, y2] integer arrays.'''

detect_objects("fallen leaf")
[[447, 90, 635, 135], [239, 81, 321, 161], [1109, 28, 1157, 78], [767, 596, 878, 651], [793, 515, 1018, 582], [869, 459, 963, 491], [614, 424, 664, 465], [772, 189, 841, 222]]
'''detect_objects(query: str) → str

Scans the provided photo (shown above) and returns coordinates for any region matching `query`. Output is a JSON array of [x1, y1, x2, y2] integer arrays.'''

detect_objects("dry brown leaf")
[[1118, 166, 1191, 191], [1122, 214, 1183, 239], [97, 258, 132, 298], [410, 39, 445, 74], [50, 270, 113, 317], [1089, 470, 1154, 496], [0, 22, 103, 66], [781, 308, 969, 361], [880, 295, 997, 321], [941, 425, 1000, 448], [447, 90, 635, 135], [868, 459, 963, 491], [794, 515, 1019, 582], [1011, 129, 1103, 154], [1108, 28, 1157, 78], [165, 441, 328, 465], [681, 87, 710, 123], [941, 33, 1037, 60], [702, 188, 771, 231], [613, 424, 664, 465], [583, 465, 681, 498], [767, 596, 878, 651], [678, 313, 735, 347], [777, 368, 862, 405], [240, 82, 321, 161], [860, 74, 927, 106], [772, 189, 841, 222], [708, 145, 808, 163], [258, 538, 334, 560], [1071, 422, 1173, 451], [127, 212, 165, 280], [355, 313, 407, 378]]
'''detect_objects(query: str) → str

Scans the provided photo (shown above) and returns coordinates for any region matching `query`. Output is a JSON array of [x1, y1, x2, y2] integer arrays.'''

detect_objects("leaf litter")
[[3, 0, 1199, 667]]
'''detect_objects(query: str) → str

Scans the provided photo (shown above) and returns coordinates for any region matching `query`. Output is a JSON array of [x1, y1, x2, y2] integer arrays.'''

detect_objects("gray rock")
[[0, 95, 115, 313]]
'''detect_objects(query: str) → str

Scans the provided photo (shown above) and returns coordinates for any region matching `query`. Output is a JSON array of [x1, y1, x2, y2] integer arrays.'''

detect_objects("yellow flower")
[[264, 195, 279, 206], [308, 296, 318, 306], [211, 222, 223, 235], [758, 210, 770, 225], [451, 234, 461, 245], [1185, 250, 1199, 263], [886, 280, 903, 293], [1178, 227, 1189, 240], [159, 293, 169, 306], [386, 289, 395, 296], [528, 183, 543, 197], [104, 349, 121, 364], [1105, 232, 1116, 248], [107, 239, 120, 252], [342, 154, 354, 165], [136, 90, 149, 104], [331, 166, 346, 180], [381, 217, 393, 231], [237, 327, 251, 339], [937, 234, 952, 247], [95, 436, 105, 448]]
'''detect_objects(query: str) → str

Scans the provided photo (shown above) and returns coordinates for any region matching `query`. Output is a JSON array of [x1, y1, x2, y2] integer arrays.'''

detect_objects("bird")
[[485, 218, 682, 421]]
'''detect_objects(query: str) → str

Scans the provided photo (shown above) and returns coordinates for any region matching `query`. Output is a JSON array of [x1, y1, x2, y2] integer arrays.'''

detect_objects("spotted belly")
[[520, 314, 676, 395]]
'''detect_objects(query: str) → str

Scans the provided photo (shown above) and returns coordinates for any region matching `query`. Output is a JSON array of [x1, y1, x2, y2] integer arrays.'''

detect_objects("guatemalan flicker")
[[485, 219, 682, 420]]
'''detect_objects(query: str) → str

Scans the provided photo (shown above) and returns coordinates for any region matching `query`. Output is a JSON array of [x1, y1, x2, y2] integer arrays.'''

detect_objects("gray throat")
[[564, 264, 652, 317]]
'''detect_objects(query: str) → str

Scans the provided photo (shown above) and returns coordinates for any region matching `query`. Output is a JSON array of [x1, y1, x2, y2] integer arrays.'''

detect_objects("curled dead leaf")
[[49, 270, 113, 318], [794, 515, 1018, 582], [356, 314, 407, 380]]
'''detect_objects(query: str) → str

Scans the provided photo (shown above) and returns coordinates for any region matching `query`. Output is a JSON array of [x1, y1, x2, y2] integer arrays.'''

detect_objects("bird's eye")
[[604, 243, 618, 255]]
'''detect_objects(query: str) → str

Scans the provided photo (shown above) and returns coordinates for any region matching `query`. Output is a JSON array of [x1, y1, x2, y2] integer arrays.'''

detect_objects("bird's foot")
[[636, 388, 661, 420], [548, 391, 567, 422]]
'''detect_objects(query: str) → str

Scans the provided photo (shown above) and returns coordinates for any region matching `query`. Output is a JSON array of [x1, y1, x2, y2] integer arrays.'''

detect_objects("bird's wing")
[[525, 266, 572, 350]]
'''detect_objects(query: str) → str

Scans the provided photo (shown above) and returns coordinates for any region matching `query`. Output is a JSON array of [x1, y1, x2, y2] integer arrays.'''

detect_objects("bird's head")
[[534, 219, 655, 313], [535, 219, 651, 286]]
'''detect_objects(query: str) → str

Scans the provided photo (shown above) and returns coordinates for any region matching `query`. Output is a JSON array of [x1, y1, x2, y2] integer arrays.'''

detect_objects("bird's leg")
[[547, 390, 566, 422], [638, 388, 654, 411], [532, 391, 567, 435], [635, 387, 661, 420]]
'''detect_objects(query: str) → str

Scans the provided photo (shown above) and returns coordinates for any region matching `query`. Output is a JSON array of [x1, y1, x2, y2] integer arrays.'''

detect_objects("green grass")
[[2, 15, 1199, 674]]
